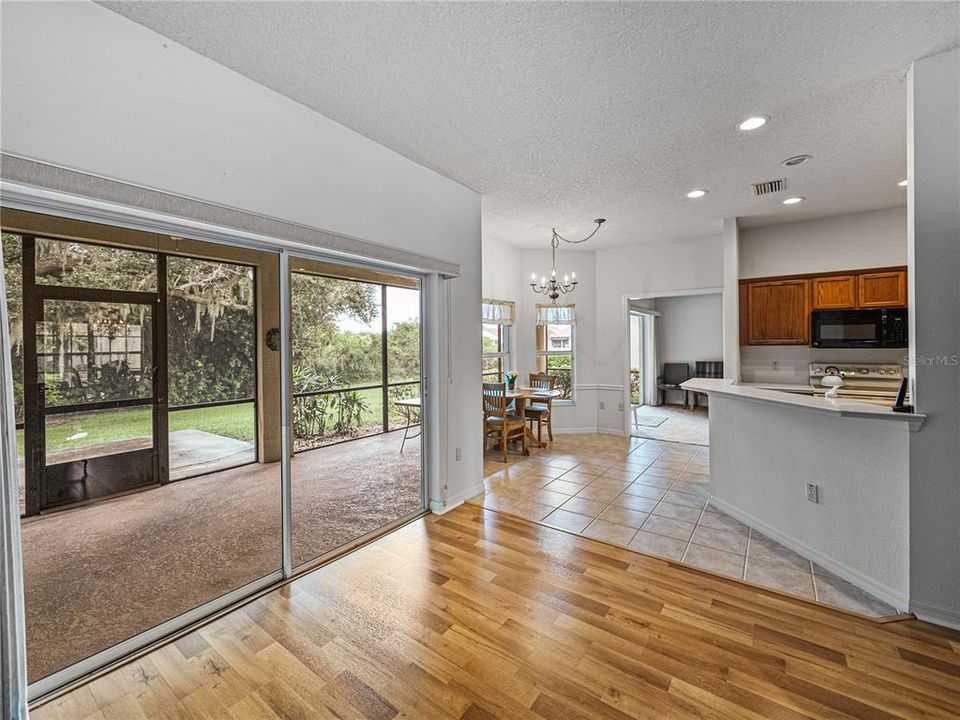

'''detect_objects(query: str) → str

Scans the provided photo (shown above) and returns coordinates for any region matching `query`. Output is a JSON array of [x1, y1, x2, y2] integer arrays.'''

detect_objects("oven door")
[[811, 310, 882, 348]]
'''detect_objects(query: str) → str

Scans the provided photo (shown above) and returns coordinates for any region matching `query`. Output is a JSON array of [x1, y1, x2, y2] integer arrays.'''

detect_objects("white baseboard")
[[429, 482, 484, 515], [910, 599, 960, 631], [597, 427, 626, 436], [708, 496, 910, 611], [552, 426, 600, 435]]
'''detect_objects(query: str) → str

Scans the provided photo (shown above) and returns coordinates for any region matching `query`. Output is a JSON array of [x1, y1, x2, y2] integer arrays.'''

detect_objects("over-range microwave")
[[811, 308, 908, 348]]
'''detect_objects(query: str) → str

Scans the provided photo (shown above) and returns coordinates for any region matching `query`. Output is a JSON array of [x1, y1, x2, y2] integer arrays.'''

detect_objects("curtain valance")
[[536, 303, 576, 325], [481, 299, 515, 325]]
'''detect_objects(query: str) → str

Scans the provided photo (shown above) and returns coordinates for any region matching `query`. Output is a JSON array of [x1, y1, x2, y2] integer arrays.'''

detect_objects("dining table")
[[506, 385, 562, 451]]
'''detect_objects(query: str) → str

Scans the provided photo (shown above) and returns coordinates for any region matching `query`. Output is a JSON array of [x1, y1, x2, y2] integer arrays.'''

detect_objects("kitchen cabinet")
[[740, 265, 907, 345], [858, 270, 907, 307], [746, 279, 810, 345], [812, 275, 856, 309]]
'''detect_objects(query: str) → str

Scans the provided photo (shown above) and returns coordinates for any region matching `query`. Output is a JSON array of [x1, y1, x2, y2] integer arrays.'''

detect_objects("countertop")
[[682, 378, 925, 429]]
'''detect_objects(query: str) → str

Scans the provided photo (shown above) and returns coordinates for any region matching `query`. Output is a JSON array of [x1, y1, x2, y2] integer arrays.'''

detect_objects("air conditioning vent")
[[752, 178, 786, 196]]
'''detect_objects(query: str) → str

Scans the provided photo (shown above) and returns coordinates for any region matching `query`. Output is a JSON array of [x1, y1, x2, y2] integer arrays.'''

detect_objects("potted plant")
[[504, 371, 518, 391]]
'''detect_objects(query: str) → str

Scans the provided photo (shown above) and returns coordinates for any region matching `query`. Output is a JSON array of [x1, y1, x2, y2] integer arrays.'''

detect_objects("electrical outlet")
[[806, 483, 819, 503], [455, 447, 462, 462], [772, 360, 780, 370], [618, 402, 624, 411], [599, 401, 606, 410]]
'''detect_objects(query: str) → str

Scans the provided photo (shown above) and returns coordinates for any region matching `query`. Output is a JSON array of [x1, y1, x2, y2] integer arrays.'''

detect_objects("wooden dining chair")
[[483, 382, 526, 462], [525, 373, 555, 443]]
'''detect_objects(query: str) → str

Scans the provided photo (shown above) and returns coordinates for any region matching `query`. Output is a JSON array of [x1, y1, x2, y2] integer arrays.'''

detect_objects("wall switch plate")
[[618, 402, 624, 411], [455, 447, 461, 462], [806, 483, 819, 503], [599, 401, 606, 410]]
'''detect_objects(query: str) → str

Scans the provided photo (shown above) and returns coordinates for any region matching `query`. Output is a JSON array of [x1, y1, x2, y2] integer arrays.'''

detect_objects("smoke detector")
[[752, 178, 786, 196]]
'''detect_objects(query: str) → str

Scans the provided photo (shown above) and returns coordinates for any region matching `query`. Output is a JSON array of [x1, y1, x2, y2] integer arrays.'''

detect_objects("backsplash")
[[740, 346, 909, 384]]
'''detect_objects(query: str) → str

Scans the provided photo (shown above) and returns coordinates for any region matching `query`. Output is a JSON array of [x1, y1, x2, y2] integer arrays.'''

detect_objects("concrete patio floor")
[[20, 430, 422, 682]]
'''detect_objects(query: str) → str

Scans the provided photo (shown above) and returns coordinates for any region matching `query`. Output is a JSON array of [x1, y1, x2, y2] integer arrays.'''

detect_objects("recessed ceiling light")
[[738, 115, 769, 131], [782, 196, 805, 205], [686, 189, 708, 199], [898, 180, 908, 187], [782, 154, 813, 167]]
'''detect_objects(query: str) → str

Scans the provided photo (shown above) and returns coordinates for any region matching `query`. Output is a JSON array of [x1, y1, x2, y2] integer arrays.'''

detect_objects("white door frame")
[[620, 288, 723, 437]]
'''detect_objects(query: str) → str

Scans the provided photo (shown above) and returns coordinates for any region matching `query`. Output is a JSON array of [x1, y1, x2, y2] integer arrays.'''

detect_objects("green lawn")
[[16, 402, 255, 456]]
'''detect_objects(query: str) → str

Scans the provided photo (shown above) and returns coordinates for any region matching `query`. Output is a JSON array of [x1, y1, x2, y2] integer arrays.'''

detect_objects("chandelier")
[[529, 218, 605, 302]]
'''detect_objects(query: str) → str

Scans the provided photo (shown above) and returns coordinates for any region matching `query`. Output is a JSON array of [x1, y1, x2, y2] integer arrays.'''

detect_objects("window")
[[482, 299, 514, 382], [536, 304, 575, 401]]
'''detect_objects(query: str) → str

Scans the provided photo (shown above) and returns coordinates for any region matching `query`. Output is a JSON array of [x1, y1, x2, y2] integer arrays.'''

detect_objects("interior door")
[[34, 297, 160, 510]]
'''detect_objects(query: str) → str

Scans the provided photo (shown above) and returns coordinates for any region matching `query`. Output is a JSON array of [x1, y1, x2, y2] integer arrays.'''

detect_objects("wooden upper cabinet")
[[746, 279, 810, 345], [812, 275, 856, 309], [857, 270, 907, 307]]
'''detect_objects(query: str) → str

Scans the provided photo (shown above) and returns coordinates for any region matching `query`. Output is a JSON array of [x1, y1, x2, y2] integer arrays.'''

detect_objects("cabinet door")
[[858, 270, 907, 307], [812, 275, 856, 309], [747, 279, 810, 345]]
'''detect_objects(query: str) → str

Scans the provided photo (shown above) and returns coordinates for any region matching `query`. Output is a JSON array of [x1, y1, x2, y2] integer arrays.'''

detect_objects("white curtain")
[[535, 303, 576, 325], [0, 251, 28, 718], [481, 299, 515, 326], [643, 314, 659, 407]]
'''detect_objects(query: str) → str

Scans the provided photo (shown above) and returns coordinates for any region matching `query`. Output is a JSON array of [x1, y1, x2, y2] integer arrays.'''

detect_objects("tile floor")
[[471, 433, 898, 618]]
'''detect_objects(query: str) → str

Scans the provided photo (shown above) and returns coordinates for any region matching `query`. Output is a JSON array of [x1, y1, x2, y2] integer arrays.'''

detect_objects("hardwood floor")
[[33, 505, 960, 720]]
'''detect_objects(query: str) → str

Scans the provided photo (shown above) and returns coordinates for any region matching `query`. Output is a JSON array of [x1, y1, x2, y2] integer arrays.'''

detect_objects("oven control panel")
[[808, 364, 904, 378]]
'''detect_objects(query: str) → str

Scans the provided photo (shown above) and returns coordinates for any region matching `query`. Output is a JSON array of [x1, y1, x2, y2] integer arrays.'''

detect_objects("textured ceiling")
[[99, 1, 959, 249]]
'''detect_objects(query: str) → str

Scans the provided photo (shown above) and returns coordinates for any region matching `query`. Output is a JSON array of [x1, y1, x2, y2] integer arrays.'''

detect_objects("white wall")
[[481, 235, 522, 302], [906, 48, 960, 630], [655, 294, 723, 369], [708, 395, 911, 609], [739, 206, 907, 278], [0, 1, 483, 507], [595, 234, 724, 431]]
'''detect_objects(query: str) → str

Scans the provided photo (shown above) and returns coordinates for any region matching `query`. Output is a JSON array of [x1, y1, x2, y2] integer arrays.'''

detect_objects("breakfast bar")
[[682, 378, 924, 611]]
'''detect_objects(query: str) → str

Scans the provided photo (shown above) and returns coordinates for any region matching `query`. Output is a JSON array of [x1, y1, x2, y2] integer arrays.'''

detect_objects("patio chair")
[[657, 363, 692, 407], [483, 382, 526, 462], [524, 373, 555, 443]]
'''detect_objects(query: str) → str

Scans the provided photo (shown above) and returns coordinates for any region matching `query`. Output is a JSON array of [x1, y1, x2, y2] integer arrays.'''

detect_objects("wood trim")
[[739, 265, 907, 286]]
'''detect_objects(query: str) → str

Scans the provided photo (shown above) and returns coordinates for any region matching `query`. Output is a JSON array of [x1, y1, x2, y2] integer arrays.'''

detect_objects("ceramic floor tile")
[[542, 508, 594, 534], [690, 525, 748, 554], [662, 488, 707, 508], [634, 474, 675, 489], [574, 485, 623, 502], [609, 493, 659, 513], [541, 479, 586, 496], [599, 470, 641, 483], [525, 489, 574, 508], [652, 501, 703, 524], [698, 511, 750, 536], [507, 499, 555, 522], [582, 520, 639, 546], [682, 544, 745, 579], [745, 558, 815, 599], [559, 496, 609, 518], [597, 506, 649, 529], [479, 492, 524, 511], [640, 514, 695, 542], [621, 483, 667, 500], [628, 530, 688, 560], [557, 470, 601, 484], [812, 565, 898, 617], [748, 531, 812, 572]]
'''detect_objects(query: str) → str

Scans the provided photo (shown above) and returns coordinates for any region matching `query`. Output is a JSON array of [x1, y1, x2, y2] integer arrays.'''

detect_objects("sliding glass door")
[[2, 214, 427, 698], [289, 260, 425, 568]]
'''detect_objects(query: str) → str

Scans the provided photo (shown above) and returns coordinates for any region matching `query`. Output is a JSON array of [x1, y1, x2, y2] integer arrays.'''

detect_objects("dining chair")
[[657, 363, 692, 407], [525, 373, 555, 443], [483, 382, 526, 462]]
